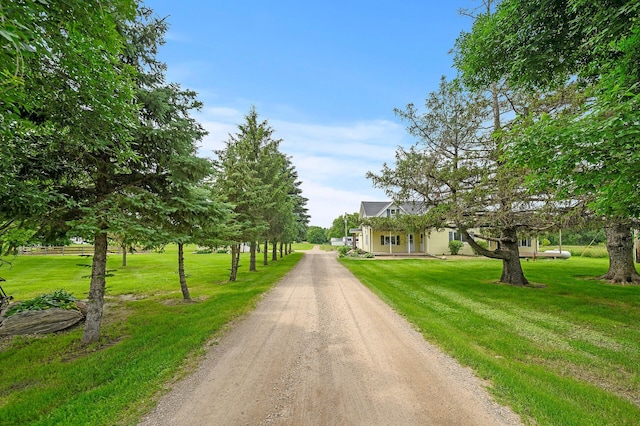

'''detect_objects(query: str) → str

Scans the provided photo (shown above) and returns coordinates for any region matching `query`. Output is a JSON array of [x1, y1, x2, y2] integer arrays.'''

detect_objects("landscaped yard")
[[0, 247, 303, 425], [340, 256, 640, 425], [2, 247, 638, 425]]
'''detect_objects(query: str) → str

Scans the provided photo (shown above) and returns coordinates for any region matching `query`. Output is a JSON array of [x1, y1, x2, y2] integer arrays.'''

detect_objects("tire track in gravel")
[[139, 247, 522, 426]]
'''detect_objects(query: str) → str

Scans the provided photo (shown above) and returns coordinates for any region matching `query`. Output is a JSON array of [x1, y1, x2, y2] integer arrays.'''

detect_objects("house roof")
[[360, 201, 391, 217], [360, 201, 427, 218]]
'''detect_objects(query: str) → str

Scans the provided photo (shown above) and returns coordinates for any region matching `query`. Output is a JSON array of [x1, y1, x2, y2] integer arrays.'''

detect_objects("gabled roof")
[[360, 201, 391, 217], [399, 201, 427, 215], [359, 201, 427, 218]]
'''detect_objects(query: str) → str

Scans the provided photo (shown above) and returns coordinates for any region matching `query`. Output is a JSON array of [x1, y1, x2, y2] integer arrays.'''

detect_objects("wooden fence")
[[18, 246, 127, 256]]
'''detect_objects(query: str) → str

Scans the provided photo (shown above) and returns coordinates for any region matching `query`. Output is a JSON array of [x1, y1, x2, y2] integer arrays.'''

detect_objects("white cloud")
[[164, 31, 191, 43], [194, 106, 406, 227], [301, 180, 386, 229]]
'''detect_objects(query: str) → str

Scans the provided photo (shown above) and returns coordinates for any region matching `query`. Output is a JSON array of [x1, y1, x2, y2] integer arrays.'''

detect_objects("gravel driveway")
[[139, 247, 522, 425]]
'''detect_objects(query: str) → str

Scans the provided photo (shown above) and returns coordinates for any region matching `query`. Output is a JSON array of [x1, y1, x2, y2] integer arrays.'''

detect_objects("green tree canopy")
[[327, 213, 360, 240], [306, 226, 328, 244], [454, 0, 640, 283]]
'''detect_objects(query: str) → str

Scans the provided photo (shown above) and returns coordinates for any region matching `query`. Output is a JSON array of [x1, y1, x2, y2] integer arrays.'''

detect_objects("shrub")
[[541, 238, 551, 246], [5, 289, 78, 317], [448, 240, 464, 255], [194, 248, 212, 254], [337, 245, 350, 257]]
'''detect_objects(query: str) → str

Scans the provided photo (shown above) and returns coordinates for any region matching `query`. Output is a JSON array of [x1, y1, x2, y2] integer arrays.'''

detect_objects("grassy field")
[[0, 246, 303, 425], [541, 244, 609, 258], [340, 256, 640, 425]]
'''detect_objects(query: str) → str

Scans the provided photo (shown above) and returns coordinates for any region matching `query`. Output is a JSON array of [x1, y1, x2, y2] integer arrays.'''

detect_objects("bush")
[[194, 248, 212, 254], [541, 238, 551, 246], [5, 289, 78, 317], [337, 245, 350, 257], [448, 240, 464, 255]]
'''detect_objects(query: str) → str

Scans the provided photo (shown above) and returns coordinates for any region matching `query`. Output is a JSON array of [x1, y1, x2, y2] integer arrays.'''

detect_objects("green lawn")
[[290, 242, 315, 251], [340, 256, 640, 425], [0, 247, 302, 425]]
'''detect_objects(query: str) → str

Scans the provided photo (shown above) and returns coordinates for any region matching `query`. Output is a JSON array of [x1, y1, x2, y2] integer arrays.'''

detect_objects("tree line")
[[367, 0, 639, 285], [0, 1, 308, 344], [305, 213, 361, 244]]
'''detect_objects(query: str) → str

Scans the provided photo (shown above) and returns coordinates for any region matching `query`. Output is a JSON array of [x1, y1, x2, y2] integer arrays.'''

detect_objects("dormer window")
[[386, 208, 399, 217]]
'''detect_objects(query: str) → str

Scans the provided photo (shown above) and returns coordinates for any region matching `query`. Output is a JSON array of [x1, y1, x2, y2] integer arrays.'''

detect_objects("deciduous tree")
[[369, 77, 557, 285], [454, 0, 640, 283]]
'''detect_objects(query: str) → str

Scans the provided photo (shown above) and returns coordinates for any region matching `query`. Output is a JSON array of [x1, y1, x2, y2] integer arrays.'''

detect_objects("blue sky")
[[145, 0, 478, 228]]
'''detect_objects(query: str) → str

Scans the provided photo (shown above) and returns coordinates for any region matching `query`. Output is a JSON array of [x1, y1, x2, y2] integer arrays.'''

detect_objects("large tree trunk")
[[82, 231, 108, 344], [271, 240, 277, 262], [279, 241, 283, 258], [497, 228, 528, 286], [462, 228, 529, 286], [249, 241, 257, 271], [263, 239, 268, 266], [599, 222, 640, 283], [229, 244, 239, 281], [178, 243, 191, 300]]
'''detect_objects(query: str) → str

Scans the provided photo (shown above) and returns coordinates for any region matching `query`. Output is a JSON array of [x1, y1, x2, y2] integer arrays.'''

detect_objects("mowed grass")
[[0, 246, 302, 425], [340, 256, 640, 426]]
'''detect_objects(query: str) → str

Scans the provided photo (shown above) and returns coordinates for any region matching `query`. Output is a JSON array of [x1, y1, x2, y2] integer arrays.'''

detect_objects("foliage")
[[470, 239, 488, 255], [337, 245, 350, 257], [341, 257, 640, 425], [306, 226, 328, 244], [542, 229, 606, 246], [193, 248, 212, 254], [327, 212, 360, 239], [448, 240, 463, 255], [563, 245, 608, 259], [454, 0, 640, 282], [0, 248, 303, 425], [342, 248, 374, 259], [367, 76, 554, 285], [0, 0, 138, 247], [212, 107, 308, 278], [5, 289, 78, 317]]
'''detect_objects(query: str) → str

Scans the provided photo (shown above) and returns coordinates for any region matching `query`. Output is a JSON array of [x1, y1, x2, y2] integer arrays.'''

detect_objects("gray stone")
[[0, 308, 84, 335]]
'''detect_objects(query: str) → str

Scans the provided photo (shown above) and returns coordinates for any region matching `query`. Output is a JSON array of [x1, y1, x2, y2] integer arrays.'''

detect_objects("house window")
[[380, 235, 401, 246], [448, 231, 466, 242], [519, 238, 532, 247], [409, 234, 414, 244], [386, 208, 399, 218]]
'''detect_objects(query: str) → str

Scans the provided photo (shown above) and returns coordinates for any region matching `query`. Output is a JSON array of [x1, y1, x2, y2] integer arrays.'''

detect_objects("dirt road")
[[140, 247, 522, 425]]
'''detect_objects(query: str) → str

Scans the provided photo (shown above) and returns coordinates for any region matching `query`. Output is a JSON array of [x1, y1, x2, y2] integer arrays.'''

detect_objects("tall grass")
[[563, 244, 609, 258], [0, 247, 302, 425], [340, 256, 640, 425]]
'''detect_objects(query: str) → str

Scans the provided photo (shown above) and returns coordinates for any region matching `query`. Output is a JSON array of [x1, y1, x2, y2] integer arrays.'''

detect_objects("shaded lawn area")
[[0, 247, 302, 425], [340, 256, 640, 426]]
